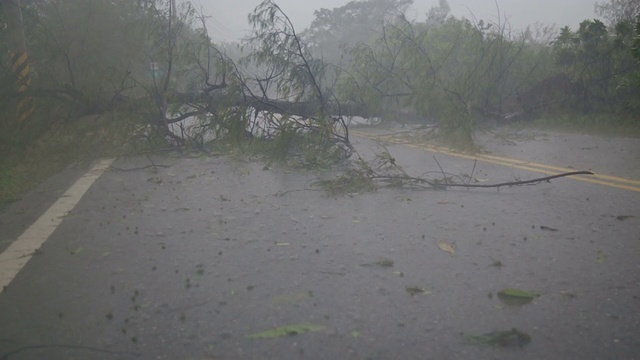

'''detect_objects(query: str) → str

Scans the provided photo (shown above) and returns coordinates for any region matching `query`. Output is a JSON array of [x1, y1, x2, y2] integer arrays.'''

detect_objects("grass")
[[0, 111, 146, 210], [0, 110, 353, 208]]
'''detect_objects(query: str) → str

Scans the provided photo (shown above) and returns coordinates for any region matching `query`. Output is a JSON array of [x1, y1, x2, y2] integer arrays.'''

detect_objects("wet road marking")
[[0, 158, 114, 293], [352, 131, 640, 192]]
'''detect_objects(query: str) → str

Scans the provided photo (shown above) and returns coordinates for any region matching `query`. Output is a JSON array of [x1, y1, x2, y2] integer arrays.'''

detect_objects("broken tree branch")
[[372, 170, 594, 190], [445, 170, 595, 188]]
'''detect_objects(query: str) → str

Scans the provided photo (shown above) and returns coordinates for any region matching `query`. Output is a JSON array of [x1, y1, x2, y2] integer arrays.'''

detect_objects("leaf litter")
[[615, 215, 633, 221], [406, 286, 433, 296], [359, 258, 394, 267], [270, 291, 313, 304], [497, 288, 541, 306], [438, 240, 456, 256], [246, 323, 325, 339], [539, 225, 559, 231], [464, 328, 531, 347]]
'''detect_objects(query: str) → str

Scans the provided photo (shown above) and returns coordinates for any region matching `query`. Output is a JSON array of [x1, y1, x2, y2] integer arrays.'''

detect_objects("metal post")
[[3, 0, 34, 124]]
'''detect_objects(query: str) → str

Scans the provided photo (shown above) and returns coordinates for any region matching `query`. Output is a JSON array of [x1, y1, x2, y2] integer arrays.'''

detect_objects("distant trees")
[[308, 0, 639, 139], [19, 1, 154, 115], [595, 0, 640, 26], [2, 0, 638, 158], [0, 0, 216, 142], [315, 0, 556, 146], [552, 17, 640, 113], [303, 0, 412, 65]]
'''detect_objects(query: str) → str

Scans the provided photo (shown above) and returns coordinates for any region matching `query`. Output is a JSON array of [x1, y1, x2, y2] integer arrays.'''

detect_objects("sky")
[[192, 0, 600, 42]]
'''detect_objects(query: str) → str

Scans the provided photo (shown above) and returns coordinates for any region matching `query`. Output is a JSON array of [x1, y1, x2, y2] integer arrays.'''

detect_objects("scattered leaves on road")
[[489, 260, 503, 268], [497, 288, 540, 306], [246, 323, 325, 339], [615, 215, 634, 221], [539, 225, 559, 231], [70, 247, 85, 255], [146, 176, 162, 184], [464, 328, 531, 347], [271, 291, 313, 304], [438, 240, 456, 256], [406, 286, 433, 296], [360, 258, 394, 267]]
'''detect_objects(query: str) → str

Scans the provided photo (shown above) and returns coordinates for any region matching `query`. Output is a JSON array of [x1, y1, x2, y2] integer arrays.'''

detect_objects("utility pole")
[[2, 0, 34, 125]]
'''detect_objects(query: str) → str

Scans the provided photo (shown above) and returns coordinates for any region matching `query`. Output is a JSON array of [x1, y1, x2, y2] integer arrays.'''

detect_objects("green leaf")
[[497, 288, 540, 298], [70, 247, 85, 255], [270, 291, 313, 304], [465, 328, 531, 347], [246, 324, 325, 339], [406, 286, 433, 296], [497, 288, 540, 306]]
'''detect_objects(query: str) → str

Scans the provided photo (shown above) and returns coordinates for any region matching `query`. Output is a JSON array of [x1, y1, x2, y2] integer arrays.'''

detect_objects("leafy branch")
[[315, 146, 594, 195]]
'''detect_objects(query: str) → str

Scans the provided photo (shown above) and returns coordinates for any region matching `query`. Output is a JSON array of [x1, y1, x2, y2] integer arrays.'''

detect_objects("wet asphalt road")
[[0, 129, 639, 359]]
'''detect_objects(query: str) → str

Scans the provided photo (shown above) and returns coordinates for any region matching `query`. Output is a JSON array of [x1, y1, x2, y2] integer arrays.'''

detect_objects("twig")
[[271, 187, 325, 197], [446, 171, 594, 188], [433, 156, 448, 184], [110, 154, 171, 171], [371, 174, 434, 187], [110, 164, 170, 171], [370, 171, 593, 190]]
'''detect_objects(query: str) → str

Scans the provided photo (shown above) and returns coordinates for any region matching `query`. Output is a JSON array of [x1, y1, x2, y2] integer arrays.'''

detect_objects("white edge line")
[[0, 158, 114, 293]]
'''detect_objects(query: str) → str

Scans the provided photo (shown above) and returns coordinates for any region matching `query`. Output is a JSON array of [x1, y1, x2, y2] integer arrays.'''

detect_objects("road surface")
[[0, 127, 639, 359]]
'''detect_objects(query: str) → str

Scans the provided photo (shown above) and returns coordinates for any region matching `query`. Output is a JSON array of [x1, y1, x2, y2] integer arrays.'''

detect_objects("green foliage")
[[465, 328, 531, 347], [24, 0, 149, 112], [0, 0, 220, 206], [552, 18, 640, 114], [314, 158, 377, 196], [244, 0, 328, 106], [336, 1, 554, 147], [235, 1, 353, 166], [0, 111, 146, 209], [303, 0, 413, 64], [330, 0, 640, 139]]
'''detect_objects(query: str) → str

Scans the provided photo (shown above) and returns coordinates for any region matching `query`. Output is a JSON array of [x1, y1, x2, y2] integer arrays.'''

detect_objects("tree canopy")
[[1, 0, 638, 158]]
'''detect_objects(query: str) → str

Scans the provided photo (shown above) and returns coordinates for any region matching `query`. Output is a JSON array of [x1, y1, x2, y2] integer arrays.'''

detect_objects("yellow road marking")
[[352, 130, 640, 192], [477, 153, 640, 186]]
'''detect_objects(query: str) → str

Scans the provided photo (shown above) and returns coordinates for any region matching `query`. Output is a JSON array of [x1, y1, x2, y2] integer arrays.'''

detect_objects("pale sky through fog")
[[192, 0, 599, 42]]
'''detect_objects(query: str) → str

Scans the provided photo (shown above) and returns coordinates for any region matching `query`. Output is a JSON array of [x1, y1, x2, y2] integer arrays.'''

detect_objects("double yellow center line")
[[351, 130, 640, 192]]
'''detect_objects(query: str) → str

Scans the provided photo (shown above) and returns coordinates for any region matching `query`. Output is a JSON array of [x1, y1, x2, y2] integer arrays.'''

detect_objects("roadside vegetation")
[[1, 0, 639, 206]]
